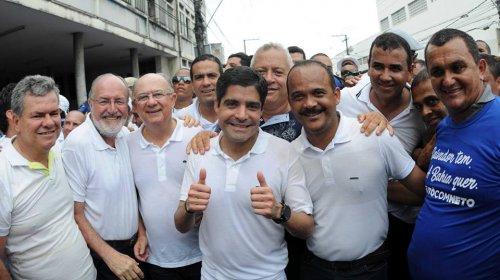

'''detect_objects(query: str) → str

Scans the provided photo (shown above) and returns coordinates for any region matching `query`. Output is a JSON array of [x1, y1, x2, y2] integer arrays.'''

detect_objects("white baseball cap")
[[59, 94, 69, 115]]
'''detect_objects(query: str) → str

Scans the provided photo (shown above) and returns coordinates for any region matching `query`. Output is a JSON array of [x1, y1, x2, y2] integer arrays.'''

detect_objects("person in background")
[[480, 53, 500, 95], [0, 75, 96, 280], [413, 59, 426, 75], [172, 68, 195, 112], [476, 39, 491, 55], [224, 52, 251, 71], [63, 110, 86, 139], [174, 54, 223, 131], [337, 55, 362, 88], [288, 46, 306, 64], [310, 53, 345, 89], [410, 70, 448, 172], [0, 83, 16, 150], [408, 28, 499, 280]]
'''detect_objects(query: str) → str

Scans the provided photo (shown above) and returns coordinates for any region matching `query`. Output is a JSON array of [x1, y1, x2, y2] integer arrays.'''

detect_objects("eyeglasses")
[[134, 91, 173, 103], [172, 76, 191, 84], [91, 98, 127, 107], [341, 70, 360, 78]]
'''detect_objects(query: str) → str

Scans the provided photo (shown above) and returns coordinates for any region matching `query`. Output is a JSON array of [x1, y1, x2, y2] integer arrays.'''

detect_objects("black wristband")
[[184, 199, 194, 214]]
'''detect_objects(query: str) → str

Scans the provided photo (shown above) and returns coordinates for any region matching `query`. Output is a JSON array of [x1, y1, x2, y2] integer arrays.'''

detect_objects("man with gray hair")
[[0, 75, 96, 279], [62, 73, 144, 280]]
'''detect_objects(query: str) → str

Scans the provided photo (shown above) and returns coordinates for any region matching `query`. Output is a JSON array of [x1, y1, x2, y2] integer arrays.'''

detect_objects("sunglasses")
[[341, 70, 360, 78], [172, 76, 191, 84]]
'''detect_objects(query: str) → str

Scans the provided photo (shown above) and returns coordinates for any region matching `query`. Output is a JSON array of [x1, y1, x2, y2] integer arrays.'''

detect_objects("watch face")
[[282, 204, 291, 222]]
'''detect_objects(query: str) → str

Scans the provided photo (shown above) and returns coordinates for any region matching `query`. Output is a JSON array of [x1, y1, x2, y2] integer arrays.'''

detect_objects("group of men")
[[0, 27, 498, 280]]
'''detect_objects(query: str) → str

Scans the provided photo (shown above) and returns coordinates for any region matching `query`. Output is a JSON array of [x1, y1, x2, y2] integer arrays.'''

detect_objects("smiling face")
[[412, 79, 448, 131], [13, 91, 61, 158], [89, 75, 129, 138], [368, 46, 412, 98], [63, 110, 85, 138], [252, 48, 291, 113], [426, 38, 486, 122], [288, 63, 340, 141], [133, 73, 176, 127], [191, 60, 221, 107], [215, 85, 262, 148], [173, 68, 193, 104]]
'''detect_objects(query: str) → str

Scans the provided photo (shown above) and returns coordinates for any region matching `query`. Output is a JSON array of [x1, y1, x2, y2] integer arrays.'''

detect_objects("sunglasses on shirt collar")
[[172, 76, 191, 84]]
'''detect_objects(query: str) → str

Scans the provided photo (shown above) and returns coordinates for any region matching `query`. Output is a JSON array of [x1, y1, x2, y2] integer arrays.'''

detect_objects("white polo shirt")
[[292, 114, 415, 261], [180, 129, 313, 280], [173, 98, 218, 131], [0, 135, 10, 151], [339, 83, 425, 223], [62, 116, 138, 240], [0, 144, 96, 280], [128, 119, 202, 268]]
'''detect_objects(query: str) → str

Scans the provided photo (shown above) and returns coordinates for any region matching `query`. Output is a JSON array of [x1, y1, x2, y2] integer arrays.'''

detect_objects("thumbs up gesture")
[[187, 168, 211, 213], [250, 172, 281, 219]]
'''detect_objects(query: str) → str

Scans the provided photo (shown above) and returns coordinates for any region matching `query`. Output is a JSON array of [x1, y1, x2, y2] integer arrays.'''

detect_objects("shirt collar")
[[139, 119, 184, 149], [260, 112, 290, 127], [4, 139, 54, 176], [296, 111, 353, 152], [212, 128, 269, 158]]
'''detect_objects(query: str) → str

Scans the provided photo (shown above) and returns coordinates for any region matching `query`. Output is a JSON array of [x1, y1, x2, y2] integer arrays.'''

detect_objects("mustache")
[[102, 112, 123, 118], [299, 107, 326, 115]]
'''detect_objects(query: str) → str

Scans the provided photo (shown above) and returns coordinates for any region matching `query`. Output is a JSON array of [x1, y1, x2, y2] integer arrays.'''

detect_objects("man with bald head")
[[62, 73, 144, 280], [128, 73, 203, 279], [63, 110, 85, 139]]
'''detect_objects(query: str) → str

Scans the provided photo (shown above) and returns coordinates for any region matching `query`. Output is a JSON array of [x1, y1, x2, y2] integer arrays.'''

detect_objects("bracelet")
[[184, 199, 194, 214]]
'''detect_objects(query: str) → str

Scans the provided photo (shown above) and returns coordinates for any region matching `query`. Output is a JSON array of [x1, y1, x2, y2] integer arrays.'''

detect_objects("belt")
[[313, 241, 389, 271], [105, 234, 137, 248]]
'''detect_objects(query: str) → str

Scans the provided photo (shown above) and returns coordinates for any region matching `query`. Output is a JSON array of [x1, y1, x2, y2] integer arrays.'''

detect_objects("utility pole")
[[194, 0, 206, 56], [332, 34, 349, 55]]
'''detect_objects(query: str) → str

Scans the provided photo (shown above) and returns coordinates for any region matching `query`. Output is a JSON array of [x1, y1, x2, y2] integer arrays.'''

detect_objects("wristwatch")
[[273, 202, 291, 224]]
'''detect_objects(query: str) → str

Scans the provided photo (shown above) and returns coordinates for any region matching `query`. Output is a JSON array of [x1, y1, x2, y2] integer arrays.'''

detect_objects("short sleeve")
[[61, 145, 89, 202], [0, 178, 12, 236], [284, 149, 313, 215]]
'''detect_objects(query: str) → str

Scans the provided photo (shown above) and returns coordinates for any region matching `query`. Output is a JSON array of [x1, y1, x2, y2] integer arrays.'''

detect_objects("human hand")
[[179, 115, 200, 128], [133, 235, 149, 262], [186, 168, 211, 213], [357, 111, 394, 136], [250, 172, 281, 219], [185, 131, 218, 155], [104, 250, 144, 280]]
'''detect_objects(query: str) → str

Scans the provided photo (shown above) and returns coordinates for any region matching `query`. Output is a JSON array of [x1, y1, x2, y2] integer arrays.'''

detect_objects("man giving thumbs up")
[[175, 67, 313, 280]]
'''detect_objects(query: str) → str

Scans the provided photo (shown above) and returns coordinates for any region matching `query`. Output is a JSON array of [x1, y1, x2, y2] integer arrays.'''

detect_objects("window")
[[409, 0, 427, 17], [122, 0, 132, 4], [159, 0, 167, 26], [391, 7, 407, 25], [180, 12, 187, 36], [135, 0, 146, 12], [380, 17, 390, 31], [167, 4, 175, 30]]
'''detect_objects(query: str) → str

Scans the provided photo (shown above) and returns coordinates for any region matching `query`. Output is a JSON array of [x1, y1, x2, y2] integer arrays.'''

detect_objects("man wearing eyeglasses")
[[128, 73, 203, 279], [174, 54, 223, 131], [172, 68, 194, 112], [62, 73, 144, 280]]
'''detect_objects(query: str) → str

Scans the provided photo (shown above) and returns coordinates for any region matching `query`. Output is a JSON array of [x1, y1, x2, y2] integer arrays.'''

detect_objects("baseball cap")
[[337, 56, 361, 71], [59, 94, 69, 115]]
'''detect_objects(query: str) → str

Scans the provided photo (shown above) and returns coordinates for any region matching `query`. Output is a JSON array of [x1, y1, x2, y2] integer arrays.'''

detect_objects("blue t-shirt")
[[408, 97, 500, 280]]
